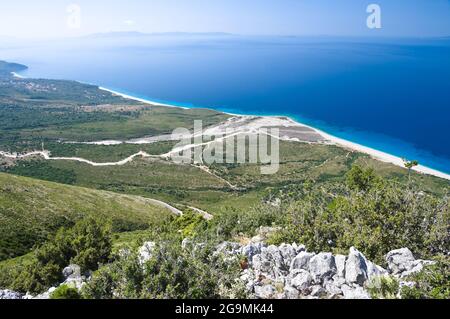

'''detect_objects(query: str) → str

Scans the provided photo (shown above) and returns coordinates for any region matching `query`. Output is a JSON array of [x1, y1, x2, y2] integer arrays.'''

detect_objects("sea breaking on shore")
[[99, 86, 450, 181]]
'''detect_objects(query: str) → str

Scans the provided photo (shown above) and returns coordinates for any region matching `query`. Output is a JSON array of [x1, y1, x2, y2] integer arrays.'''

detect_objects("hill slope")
[[0, 172, 174, 260]]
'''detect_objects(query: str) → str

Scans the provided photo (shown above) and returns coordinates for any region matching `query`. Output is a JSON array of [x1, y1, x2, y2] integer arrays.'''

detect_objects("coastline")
[[11, 72, 25, 79], [99, 87, 189, 109], [7, 70, 450, 181], [100, 86, 450, 181]]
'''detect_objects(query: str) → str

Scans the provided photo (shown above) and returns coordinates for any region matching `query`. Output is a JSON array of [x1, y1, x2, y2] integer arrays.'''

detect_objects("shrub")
[[401, 256, 450, 299], [345, 165, 380, 192], [208, 203, 284, 241], [50, 284, 81, 299], [9, 217, 112, 294], [366, 275, 399, 299], [82, 239, 247, 299], [172, 210, 208, 238], [266, 166, 449, 263]]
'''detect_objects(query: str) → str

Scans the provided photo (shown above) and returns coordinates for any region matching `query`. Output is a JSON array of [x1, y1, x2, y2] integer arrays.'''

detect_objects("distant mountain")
[[0, 61, 28, 77]]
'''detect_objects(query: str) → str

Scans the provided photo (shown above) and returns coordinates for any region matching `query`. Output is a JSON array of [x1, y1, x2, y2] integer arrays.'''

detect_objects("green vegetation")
[[82, 239, 246, 299], [367, 256, 450, 299], [6, 160, 77, 184], [45, 141, 177, 161], [1, 217, 113, 294], [265, 166, 449, 263], [400, 256, 450, 299], [0, 166, 448, 298], [366, 276, 400, 299], [50, 284, 82, 299], [0, 172, 174, 261]]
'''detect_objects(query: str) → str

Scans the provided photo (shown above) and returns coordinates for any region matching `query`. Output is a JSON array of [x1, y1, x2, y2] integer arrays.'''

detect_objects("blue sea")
[[1, 34, 449, 174]]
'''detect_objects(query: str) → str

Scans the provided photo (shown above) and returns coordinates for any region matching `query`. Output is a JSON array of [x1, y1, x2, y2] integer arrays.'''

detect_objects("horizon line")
[[1, 31, 450, 41]]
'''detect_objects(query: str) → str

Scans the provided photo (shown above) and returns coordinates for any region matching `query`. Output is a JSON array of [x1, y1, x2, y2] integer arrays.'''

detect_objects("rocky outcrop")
[[215, 241, 434, 299], [385, 248, 435, 278], [7, 263, 89, 300], [62, 264, 87, 290], [345, 247, 368, 285], [138, 241, 156, 264], [0, 289, 23, 299], [1, 240, 435, 300], [309, 253, 336, 283]]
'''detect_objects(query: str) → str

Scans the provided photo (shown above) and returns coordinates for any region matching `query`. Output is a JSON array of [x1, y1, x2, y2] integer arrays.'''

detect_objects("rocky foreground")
[[0, 235, 434, 299], [215, 241, 433, 299]]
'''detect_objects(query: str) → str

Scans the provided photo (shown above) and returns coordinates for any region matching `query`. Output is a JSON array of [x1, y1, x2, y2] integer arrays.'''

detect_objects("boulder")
[[309, 252, 336, 282], [341, 285, 370, 299], [215, 241, 242, 256], [254, 284, 277, 299], [290, 270, 313, 291], [309, 285, 327, 298], [62, 264, 81, 280], [278, 243, 297, 265], [400, 259, 435, 278], [331, 276, 346, 288], [62, 264, 85, 290], [385, 248, 415, 275], [138, 241, 156, 264], [345, 247, 368, 286], [0, 289, 23, 299], [242, 243, 264, 264], [291, 243, 306, 254], [366, 260, 388, 279], [252, 245, 288, 280], [33, 287, 56, 300], [290, 251, 315, 272], [282, 285, 300, 299], [323, 279, 343, 296], [335, 254, 347, 278]]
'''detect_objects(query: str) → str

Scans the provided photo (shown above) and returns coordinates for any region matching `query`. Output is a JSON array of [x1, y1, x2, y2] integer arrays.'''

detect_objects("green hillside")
[[0, 172, 175, 261]]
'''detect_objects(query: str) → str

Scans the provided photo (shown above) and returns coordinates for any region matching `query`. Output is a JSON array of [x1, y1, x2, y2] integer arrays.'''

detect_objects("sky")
[[0, 0, 449, 39]]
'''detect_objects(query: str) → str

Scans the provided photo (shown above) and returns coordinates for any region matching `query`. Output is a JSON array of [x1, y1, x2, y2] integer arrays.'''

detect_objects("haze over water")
[[2, 34, 450, 174]]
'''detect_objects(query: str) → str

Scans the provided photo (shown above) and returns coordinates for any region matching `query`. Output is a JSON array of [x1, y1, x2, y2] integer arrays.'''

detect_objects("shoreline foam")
[[100, 86, 450, 181], [99, 87, 189, 109]]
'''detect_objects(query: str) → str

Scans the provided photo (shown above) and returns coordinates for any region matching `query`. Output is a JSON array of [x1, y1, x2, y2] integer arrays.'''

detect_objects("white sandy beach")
[[100, 87, 450, 181], [99, 87, 189, 109], [11, 72, 25, 79]]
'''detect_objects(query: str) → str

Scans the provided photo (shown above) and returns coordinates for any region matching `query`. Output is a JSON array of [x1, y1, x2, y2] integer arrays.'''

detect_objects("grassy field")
[[0, 172, 175, 261], [4, 140, 448, 219]]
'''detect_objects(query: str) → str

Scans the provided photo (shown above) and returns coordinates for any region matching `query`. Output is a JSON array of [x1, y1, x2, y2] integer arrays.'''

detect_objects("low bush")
[[82, 239, 247, 299], [50, 284, 81, 299], [267, 166, 449, 264], [366, 275, 399, 299], [8, 217, 112, 294], [401, 255, 450, 299]]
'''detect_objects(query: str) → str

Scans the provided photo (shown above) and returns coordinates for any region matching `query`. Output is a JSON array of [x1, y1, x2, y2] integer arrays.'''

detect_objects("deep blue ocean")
[[1, 34, 449, 174]]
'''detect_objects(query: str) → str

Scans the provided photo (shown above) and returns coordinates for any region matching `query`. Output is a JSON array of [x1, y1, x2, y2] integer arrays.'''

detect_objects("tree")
[[345, 165, 379, 192], [404, 159, 419, 182], [10, 217, 112, 294]]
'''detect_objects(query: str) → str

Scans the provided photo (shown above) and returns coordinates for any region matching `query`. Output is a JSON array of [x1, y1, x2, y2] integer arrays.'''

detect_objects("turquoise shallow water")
[[3, 35, 450, 174]]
